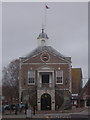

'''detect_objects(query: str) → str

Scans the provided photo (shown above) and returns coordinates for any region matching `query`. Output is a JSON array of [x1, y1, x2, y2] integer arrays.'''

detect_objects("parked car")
[[4, 104, 16, 110], [10, 104, 16, 110], [4, 105, 10, 110], [1, 105, 5, 113]]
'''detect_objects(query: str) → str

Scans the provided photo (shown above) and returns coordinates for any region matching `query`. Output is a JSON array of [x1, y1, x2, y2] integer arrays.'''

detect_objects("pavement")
[[1, 107, 90, 119]]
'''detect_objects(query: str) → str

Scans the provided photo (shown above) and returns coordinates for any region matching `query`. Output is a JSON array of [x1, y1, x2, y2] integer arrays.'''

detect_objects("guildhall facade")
[[19, 29, 72, 111]]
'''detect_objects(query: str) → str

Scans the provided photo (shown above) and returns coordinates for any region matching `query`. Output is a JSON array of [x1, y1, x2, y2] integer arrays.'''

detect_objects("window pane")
[[28, 70, 35, 84], [56, 70, 63, 83]]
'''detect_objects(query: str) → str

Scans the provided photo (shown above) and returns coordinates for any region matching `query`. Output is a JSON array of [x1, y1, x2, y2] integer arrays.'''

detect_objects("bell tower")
[[37, 28, 49, 46]]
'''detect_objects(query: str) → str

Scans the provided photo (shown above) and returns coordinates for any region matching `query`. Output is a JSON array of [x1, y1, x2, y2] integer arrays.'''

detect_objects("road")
[[1, 107, 90, 119]]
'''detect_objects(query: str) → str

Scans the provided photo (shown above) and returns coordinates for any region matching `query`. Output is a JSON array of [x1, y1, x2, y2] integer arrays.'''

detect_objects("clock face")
[[41, 53, 50, 62]]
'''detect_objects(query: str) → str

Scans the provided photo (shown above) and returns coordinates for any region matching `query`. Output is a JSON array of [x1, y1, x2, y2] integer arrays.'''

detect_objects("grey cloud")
[[2, 2, 88, 85]]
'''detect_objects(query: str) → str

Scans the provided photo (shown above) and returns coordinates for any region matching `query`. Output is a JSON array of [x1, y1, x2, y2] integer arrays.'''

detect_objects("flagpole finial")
[[42, 24, 44, 33], [42, 28, 44, 33]]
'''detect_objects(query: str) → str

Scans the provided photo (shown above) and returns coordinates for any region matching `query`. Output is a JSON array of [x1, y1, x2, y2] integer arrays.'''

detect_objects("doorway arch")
[[41, 93, 51, 110]]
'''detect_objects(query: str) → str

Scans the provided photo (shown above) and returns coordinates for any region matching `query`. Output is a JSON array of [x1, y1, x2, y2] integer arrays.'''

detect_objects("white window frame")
[[28, 70, 35, 85], [56, 70, 63, 84]]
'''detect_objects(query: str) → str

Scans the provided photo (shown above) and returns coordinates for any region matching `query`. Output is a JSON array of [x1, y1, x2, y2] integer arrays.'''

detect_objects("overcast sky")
[[2, 2, 88, 86]]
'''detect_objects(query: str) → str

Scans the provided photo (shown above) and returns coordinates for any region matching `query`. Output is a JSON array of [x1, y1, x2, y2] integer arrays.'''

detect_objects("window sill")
[[56, 83, 63, 84], [27, 83, 35, 85]]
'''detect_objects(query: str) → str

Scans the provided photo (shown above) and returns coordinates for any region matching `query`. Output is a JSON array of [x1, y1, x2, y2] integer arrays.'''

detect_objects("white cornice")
[[21, 63, 69, 65]]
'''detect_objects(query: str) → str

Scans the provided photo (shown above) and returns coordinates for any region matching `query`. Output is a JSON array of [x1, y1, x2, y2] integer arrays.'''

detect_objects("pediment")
[[21, 46, 71, 64]]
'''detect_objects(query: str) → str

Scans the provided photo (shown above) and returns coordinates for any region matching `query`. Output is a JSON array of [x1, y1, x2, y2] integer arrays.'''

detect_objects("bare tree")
[[2, 59, 20, 103], [2, 59, 19, 86]]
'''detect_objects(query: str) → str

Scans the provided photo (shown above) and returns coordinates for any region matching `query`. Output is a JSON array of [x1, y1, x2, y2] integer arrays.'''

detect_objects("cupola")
[[37, 28, 49, 46]]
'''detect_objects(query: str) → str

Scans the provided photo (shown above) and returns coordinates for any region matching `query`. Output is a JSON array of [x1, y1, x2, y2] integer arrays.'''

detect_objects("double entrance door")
[[41, 93, 51, 110]]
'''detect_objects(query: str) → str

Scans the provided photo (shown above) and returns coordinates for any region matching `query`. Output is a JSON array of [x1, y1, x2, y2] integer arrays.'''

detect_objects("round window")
[[41, 53, 50, 62]]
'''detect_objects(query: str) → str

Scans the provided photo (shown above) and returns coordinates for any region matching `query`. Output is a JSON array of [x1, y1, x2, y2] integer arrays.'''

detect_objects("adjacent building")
[[79, 79, 90, 107], [71, 68, 82, 107]]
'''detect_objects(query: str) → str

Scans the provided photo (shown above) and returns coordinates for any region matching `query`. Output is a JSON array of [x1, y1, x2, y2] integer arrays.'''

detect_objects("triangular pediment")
[[21, 46, 71, 64]]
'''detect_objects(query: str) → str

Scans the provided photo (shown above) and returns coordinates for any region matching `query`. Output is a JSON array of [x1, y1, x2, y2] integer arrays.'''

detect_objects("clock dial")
[[41, 53, 50, 62]]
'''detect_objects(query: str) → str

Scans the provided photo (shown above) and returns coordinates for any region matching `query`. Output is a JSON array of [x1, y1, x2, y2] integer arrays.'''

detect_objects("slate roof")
[[25, 46, 71, 63]]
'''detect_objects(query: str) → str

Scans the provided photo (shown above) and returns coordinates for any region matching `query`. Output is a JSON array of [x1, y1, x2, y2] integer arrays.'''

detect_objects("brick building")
[[71, 68, 82, 107], [72, 68, 82, 95], [79, 79, 90, 107], [19, 29, 72, 111]]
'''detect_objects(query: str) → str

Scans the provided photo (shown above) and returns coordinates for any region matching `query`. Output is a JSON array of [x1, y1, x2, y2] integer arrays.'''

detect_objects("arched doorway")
[[41, 93, 51, 110]]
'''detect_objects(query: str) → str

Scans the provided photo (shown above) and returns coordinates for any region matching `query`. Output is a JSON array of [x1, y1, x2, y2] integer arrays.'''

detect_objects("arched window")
[[41, 93, 51, 110]]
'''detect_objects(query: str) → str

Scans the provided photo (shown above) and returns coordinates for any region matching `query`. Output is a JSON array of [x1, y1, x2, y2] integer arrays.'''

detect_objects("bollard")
[[26, 108, 32, 118]]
